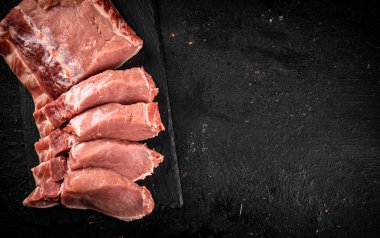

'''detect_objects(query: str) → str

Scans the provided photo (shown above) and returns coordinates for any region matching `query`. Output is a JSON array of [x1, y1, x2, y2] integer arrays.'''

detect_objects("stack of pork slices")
[[0, 0, 165, 221]]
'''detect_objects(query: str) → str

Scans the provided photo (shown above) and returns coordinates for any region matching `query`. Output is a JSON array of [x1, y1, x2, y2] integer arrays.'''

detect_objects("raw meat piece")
[[23, 169, 155, 221], [65, 102, 165, 141], [23, 181, 61, 208], [35, 128, 72, 163], [33, 139, 163, 183], [35, 102, 165, 162], [0, 0, 143, 109], [34, 68, 158, 137], [61, 168, 155, 221], [32, 156, 67, 185], [69, 139, 164, 181]]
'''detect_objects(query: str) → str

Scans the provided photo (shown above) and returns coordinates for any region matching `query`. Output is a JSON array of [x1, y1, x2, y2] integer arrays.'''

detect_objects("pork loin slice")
[[0, 0, 143, 109], [33, 139, 163, 183], [34, 68, 158, 137], [69, 139, 164, 181], [23, 181, 61, 208], [35, 102, 165, 162], [65, 102, 165, 142], [24, 169, 155, 221], [61, 168, 155, 222], [32, 156, 67, 185]]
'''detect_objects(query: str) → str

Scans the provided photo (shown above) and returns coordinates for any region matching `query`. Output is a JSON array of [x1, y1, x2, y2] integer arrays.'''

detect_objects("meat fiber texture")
[[0, 0, 143, 110], [32, 156, 67, 185], [23, 181, 61, 208], [34, 67, 158, 137], [35, 102, 165, 162], [24, 168, 155, 222], [31, 139, 164, 185]]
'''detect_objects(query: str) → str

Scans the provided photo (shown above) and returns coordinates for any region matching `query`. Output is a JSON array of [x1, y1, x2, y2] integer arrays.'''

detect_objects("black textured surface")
[[1, 0, 380, 237]]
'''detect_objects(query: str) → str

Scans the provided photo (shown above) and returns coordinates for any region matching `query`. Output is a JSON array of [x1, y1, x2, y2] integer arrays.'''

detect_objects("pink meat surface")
[[69, 139, 164, 181], [65, 102, 165, 142], [32, 156, 67, 185], [0, 0, 143, 109], [61, 168, 155, 221], [23, 181, 61, 208], [35, 102, 165, 162], [35, 128, 72, 163], [34, 67, 158, 137]]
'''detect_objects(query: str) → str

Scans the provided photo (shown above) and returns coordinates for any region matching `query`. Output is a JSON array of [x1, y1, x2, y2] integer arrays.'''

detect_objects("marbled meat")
[[0, 0, 142, 109]]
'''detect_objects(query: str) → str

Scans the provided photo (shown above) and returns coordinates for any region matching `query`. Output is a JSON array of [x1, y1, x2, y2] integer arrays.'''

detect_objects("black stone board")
[[0, 0, 182, 225]]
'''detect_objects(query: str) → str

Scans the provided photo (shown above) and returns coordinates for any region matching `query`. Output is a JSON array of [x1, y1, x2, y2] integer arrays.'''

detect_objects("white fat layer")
[[68, 134, 77, 148], [143, 103, 150, 128], [63, 91, 73, 108], [140, 68, 153, 100], [134, 170, 154, 182]]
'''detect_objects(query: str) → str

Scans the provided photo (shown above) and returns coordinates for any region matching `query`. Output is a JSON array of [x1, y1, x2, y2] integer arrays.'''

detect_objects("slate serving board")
[[1, 0, 182, 224]]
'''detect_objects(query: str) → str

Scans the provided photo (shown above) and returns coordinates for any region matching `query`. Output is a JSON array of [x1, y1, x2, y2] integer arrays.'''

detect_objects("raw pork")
[[32, 139, 163, 183], [23, 181, 61, 208], [0, 0, 143, 109], [32, 156, 67, 185], [35, 102, 165, 162], [61, 168, 154, 221], [69, 139, 164, 181], [24, 169, 155, 221], [34, 68, 158, 137]]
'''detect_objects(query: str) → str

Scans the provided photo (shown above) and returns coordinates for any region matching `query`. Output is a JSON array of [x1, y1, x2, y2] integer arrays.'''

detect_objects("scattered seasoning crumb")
[[88, 220, 105, 224], [187, 41, 194, 45], [170, 33, 176, 37], [239, 203, 243, 216], [279, 15, 284, 21], [269, 18, 273, 23], [203, 38, 207, 42]]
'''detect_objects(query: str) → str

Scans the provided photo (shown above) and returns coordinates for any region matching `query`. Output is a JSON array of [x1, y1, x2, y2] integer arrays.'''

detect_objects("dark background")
[[1, 0, 379, 237]]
